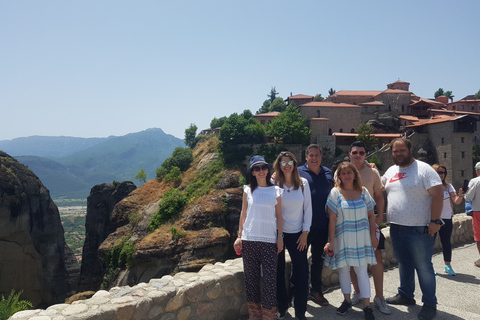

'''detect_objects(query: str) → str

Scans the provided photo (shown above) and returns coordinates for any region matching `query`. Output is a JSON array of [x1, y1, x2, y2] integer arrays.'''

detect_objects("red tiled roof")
[[398, 115, 419, 121], [254, 112, 281, 117], [391, 80, 410, 84], [287, 94, 313, 99], [310, 117, 329, 120], [382, 89, 412, 94], [332, 133, 403, 138], [406, 115, 464, 128], [359, 101, 384, 106], [332, 90, 382, 96], [411, 98, 446, 107], [300, 102, 359, 108]]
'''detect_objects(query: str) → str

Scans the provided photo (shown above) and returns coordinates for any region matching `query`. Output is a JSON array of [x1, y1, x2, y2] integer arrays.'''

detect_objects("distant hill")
[[1, 128, 185, 202]]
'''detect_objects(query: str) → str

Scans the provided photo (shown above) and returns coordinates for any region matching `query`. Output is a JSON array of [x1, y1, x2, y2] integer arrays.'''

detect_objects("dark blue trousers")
[[276, 232, 309, 318]]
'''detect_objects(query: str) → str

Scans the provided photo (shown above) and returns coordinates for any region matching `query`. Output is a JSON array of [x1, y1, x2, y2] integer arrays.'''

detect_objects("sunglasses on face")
[[437, 171, 446, 175], [252, 164, 269, 172], [280, 160, 294, 166], [351, 151, 366, 156]]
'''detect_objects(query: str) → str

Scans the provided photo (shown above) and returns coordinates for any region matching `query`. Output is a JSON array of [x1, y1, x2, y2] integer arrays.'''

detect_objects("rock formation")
[[76, 181, 137, 292], [0, 151, 78, 307]]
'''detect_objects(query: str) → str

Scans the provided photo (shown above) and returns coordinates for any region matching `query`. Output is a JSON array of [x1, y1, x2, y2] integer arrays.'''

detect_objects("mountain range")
[[0, 128, 184, 203]]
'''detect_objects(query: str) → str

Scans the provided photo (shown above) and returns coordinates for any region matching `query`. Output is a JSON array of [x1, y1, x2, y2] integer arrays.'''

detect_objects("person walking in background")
[[298, 144, 334, 306], [382, 138, 443, 320], [324, 162, 378, 320], [272, 151, 312, 320], [463, 162, 480, 268], [432, 164, 465, 275], [347, 141, 391, 315], [234, 155, 284, 320]]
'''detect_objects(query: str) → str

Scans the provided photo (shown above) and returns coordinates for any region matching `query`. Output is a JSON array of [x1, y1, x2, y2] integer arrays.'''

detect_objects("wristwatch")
[[278, 234, 284, 238], [431, 219, 445, 226]]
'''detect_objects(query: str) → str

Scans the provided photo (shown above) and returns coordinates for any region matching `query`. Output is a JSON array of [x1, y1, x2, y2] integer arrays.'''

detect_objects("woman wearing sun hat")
[[234, 155, 284, 320]]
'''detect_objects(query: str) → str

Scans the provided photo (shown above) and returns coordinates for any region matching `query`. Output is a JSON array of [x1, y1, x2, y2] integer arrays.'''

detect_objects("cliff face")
[[84, 140, 244, 289], [0, 151, 78, 307], [76, 181, 137, 292]]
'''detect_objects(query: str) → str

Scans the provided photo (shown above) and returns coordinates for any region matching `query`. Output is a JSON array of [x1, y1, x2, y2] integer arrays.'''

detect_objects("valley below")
[[59, 206, 86, 262]]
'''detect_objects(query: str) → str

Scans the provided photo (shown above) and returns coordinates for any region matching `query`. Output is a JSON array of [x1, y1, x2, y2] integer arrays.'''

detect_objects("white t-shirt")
[[440, 184, 455, 220], [241, 185, 282, 244], [277, 177, 312, 234], [382, 160, 442, 226], [465, 176, 480, 211]]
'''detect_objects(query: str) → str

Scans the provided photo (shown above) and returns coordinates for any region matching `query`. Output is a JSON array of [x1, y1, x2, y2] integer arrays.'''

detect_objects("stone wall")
[[11, 214, 475, 320]]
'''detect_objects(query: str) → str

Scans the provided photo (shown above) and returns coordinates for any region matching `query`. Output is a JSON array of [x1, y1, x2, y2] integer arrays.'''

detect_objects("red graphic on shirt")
[[389, 173, 406, 183]]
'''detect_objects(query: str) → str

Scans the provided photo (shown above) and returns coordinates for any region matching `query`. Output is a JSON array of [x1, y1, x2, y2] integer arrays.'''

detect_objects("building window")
[[444, 153, 447, 158], [441, 138, 444, 144], [461, 170, 465, 177], [461, 137, 465, 143], [317, 110, 320, 117], [329, 128, 332, 135], [351, 128, 355, 133], [339, 128, 343, 133], [364, 106, 368, 112], [461, 105, 464, 110], [473, 106, 475, 111], [388, 105, 391, 111], [462, 151, 465, 158], [402, 105, 405, 112], [452, 106, 456, 110]]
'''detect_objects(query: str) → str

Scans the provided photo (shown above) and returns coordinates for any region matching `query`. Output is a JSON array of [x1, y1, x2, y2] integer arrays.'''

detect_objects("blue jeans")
[[276, 232, 309, 318], [390, 224, 437, 307]]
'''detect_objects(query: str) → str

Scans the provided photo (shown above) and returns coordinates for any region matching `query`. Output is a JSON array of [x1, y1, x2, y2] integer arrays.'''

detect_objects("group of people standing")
[[235, 137, 475, 320]]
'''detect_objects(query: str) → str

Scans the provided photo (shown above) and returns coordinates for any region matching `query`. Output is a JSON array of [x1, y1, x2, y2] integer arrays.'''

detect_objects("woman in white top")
[[273, 151, 311, 320], [234, 155, 283, 320], [432, 164, 464, 276]]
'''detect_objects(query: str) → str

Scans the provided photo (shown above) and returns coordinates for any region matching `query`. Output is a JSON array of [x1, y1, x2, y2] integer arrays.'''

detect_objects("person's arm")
[[233, 191, 248, 253], [450, 184, 464, 205], [324, 207, 337, 253], [368, 208, 378, 249], [275, 196, 284, 254], [427, 184, 444, 236], [372, 169, 385, 226], [297, 180, 311, 251]]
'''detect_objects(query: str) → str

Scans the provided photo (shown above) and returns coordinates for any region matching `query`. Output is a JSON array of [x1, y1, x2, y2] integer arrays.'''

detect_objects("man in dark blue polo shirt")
[[298, 144, 334, 306]]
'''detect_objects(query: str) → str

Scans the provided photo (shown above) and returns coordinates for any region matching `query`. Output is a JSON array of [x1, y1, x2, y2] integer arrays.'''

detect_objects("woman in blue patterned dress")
[[324, 162, 378, 320]]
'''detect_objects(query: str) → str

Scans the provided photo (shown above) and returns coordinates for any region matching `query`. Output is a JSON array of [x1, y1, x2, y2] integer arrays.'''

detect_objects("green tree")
[[241, 109, 254, 120], [313, 94, 325, 102], [257, 99, 271, 114], [184, 123, 198, 148], [444, 91, 454, 102], [219, 112, 265, 145], [148, 188, 188, 230], [475, 89, 480, 99], [268, 86, 279, 102], [328, 88, 336, 97], [210, 116, 227, 129], [134, 169, 147, 184], [268, 97, 287, 112], [156, 147, 193, 179], [355, 124, 379, 149], [266, 103, 311, 144], [434, 88, 445, 98]]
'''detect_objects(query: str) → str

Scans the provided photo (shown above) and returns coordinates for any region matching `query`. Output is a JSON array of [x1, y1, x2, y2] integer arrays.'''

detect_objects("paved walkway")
[[284, 242, 480, 320]]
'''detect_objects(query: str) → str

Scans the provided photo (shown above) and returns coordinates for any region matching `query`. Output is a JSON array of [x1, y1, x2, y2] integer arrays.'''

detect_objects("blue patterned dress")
[[324, 187, 377, 269]]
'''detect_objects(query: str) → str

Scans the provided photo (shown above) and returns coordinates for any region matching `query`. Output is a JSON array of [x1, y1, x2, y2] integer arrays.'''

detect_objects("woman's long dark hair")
[[432, 164, 448, 188]]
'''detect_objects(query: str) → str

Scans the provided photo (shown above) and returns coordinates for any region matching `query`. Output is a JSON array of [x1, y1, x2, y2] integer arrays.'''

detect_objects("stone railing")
[[11, 214, 474, 320]]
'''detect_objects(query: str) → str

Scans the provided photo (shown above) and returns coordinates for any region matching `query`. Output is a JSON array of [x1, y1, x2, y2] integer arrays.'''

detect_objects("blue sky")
[[1, 1, 479, 141]]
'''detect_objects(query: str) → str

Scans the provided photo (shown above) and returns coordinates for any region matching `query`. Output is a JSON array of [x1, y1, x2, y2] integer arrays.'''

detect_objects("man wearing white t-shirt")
[[381, 138, 443, 320]]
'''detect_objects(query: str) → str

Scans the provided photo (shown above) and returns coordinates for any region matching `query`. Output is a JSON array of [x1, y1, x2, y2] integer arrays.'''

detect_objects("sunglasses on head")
[[280, 160, 294, 166], [252, 164, 269, 172], [351, 151, 366, 155], [437, 171, 446, 175]]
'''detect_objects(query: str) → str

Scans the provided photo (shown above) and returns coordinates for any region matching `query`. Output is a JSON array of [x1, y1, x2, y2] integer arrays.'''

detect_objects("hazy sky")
[[1, 1, 479, 141]]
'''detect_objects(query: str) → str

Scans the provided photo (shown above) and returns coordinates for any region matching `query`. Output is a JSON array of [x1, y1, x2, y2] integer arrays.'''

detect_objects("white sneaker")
[[350, 291, 361, 305], [374, 296, 392, 315]]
